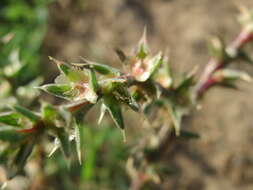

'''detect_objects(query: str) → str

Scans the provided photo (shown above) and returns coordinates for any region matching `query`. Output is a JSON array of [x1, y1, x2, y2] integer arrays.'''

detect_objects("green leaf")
[[49, 56, 70, 74], [0, 127, 25, 142], [176, 72, 195, 94], [8, 136, 36, 179], [115, 86, 139, 112], [74, 118, 82, 164], [41, 102, 58, 123], [213, 69, 252, 82], [103, 95, 125, 130], [168, 104, 183, 136], [136, 27, 149, 59], [149, 52, 164, 77], [89, 68, 99, 92], [39, 84, 74, 100], [72, 58, 121, 76], [100, 78, 127, 94], [13, 105, 40, 123], [0, 112, 20, 127], [49, 57, 88, 82], [56, 128, 71, 159]]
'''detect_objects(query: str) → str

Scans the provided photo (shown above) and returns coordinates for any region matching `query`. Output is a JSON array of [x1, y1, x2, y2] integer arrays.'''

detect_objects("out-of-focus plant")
[[0, 0, 50, 109], [0, 5, 253, 190]]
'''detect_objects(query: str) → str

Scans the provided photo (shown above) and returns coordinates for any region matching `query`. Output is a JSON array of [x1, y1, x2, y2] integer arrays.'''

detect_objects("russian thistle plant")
[[0, 6, 253, 189]]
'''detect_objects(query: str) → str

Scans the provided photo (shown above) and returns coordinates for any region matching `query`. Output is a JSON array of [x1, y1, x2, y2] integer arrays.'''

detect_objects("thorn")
[[48, 145, 58, 158], [48, 56, 64, 65], [140, 26, 147, 45], [80, 56, 94, 64], [121, 129, 126, 143], [98, 104, 106, 125]]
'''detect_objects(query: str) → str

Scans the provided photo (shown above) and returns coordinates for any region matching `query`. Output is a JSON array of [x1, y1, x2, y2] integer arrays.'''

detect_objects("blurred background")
[[1, 0, 253, 189]]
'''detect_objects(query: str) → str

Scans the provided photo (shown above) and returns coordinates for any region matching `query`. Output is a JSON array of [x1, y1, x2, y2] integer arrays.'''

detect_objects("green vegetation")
[[0, 1, 253, 190]]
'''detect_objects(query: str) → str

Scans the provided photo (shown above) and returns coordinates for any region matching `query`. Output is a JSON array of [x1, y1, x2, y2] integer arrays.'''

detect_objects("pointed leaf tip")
[[137, 27, 149, 59], [103, 95, 125, 130], [98, 103, 107, 125], [74, 119, 82, 165], [13, 105, 40, 123]]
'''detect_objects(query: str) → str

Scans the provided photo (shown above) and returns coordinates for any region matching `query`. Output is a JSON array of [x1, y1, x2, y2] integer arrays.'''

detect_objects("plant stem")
[[195, 29, 253, 99]]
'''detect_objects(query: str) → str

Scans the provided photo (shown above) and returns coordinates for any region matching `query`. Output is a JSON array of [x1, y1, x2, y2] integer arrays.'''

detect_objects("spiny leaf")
[[168, 104, 183, 136], [13, 105, 40, 123], [0, 112, 20, 127], [176, 70, 196, 94], [135, 52, 163, 82], [8, 136, 36, 179], [89, 68, 99, 92], [213, 69, 252, 82], [39, 84, 74, 100], [48, 138, 60, 157], [100, 78, 127, 94], [115, 86, 139, 112], [137, 27, 149, 59], [103, 95, 125, 131], [56, 128, 71, 159], [149, 52, 164, 78], [98, 103, 107, 125], [74, 118, 82, 164], [49, 57, 88, 82], [72, 58, 121, 76], [49, 56, 70, 75]]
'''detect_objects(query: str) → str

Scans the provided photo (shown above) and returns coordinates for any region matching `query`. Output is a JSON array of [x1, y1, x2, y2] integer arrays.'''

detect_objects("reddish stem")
[[18, 127, 38, 134], [17, 120, 45, 134], [195, 29, 253, 98], [67, 101, 90, 113]]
